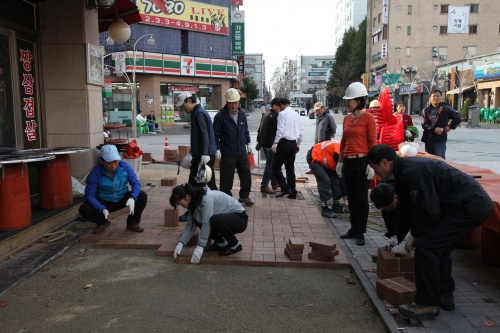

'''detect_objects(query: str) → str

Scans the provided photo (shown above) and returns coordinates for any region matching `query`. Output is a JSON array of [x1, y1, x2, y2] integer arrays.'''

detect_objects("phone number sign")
[[138, 0, 229, 36]]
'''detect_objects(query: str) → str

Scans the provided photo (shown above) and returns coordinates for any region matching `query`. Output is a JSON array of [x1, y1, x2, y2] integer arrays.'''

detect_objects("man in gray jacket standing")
[[314, 102, 336, 143]]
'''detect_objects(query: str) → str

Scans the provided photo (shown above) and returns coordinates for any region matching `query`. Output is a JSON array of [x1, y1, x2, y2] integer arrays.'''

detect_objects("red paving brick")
[[80, 181, 351, 269]]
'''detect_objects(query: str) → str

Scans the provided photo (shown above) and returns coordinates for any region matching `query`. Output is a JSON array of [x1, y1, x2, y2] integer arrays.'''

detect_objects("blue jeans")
[[425, 141, 446, 159], [147, 122, 156, 132], [261, 148, 278, 189]]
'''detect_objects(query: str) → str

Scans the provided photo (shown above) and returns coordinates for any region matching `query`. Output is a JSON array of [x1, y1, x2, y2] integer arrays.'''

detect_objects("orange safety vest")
[[311, 140, 341, 170]]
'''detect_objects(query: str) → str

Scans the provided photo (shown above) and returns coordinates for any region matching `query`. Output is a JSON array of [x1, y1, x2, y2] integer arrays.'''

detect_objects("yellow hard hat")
[[225, 88, 240, 102], [369, 100, 381, 108]]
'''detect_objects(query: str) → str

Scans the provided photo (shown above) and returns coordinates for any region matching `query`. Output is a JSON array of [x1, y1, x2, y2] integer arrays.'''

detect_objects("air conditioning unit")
[[433, 52, 439, 57], [432, 47, 438, 52], [440, 55, 447, 60]]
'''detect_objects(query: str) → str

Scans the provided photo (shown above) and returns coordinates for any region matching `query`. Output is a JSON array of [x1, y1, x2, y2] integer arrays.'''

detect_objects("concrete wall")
[[40, 0, 102, 178]]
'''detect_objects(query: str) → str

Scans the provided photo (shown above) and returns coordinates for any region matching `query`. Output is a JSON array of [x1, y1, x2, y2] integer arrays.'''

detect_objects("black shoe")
[[440, 292, 455, 311], [321, 208, 337, 218], [371, 255, 378, 262], [218, 244, 242, 256], [356, 234, 365, 246], [179, 211, 189, 222], [205, 242, 225, 252], [276, 191, 291, 198], [398, 302, 440, 319], [331, 204, 345, 214], [340, 229, 356, 239], [288, 191, 297, 199]]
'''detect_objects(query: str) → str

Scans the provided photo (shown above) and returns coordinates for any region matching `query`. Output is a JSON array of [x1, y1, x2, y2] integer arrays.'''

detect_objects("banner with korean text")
[[447, 6, 469, 34], [232, 10, 244, 56]]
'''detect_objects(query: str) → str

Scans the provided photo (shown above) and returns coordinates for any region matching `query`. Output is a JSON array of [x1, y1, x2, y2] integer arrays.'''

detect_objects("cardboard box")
[[308, 252, 334, 262], [376, 277, 416, 307], [377, 261, 415, 282], [309, 241, 337, 251], [164, 208, 179, 227], [161, 177, 177, 186], [311, 248, 339, 258], [285, 243, 303, 254], [284, 248, 302, 260], [142, 152, 152, 162], [378, 247, 414, 273], [288, 238, 305, 250]]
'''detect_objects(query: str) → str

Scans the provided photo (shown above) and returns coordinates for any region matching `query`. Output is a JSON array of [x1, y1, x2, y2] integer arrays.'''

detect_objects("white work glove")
[[366, 164, 375, 180], [191, 245, 204, 264], [336, 161, 343, 178], [391, 242, 409, 256], [215, 150, 222, 161], [200, 155, 210, 166], [384, 235, 398, 251], [271, 143, 278, 153], [246, 144, 252, 154], [126, 198, 135, 215], [102, 208, 109, 220], [173, 242, 183, 260], [404, 232, 417, 252], [405, 130, 412, 137]]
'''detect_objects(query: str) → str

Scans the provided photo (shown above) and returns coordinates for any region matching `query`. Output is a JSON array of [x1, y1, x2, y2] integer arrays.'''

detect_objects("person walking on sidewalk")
[[336, 82, 377, 246], [306, 102, 337, 175], [213, 88, 254, 207], [367, 144, 493, 319], [256, 97, 280, 194], [79, 145, 147, 234], [272, 98, 304, 199], [420, 90, 461, 159], [171, 183, 248, 263], [177, 91, 218, 222]]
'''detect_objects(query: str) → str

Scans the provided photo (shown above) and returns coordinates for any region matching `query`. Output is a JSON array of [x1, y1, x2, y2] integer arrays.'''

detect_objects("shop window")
[[441, 5, 448, 14], [0, 33, 15, 148], [469, 25, 478, 34], [440, 26, 448, 34], [407, 26, 411, 36], [378, 13, 381, 23], [406, 47, 411, 57], [373, 18, 376, 27]]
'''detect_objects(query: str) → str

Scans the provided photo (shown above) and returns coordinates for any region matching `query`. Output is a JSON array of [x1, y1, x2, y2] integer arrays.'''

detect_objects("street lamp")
[[457, 52, 472, 113], [107, 34, 155, 138]]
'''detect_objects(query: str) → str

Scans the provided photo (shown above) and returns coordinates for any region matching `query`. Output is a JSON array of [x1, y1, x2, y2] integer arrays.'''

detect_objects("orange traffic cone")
[[163, 137, 170, 161], [247, 152, 258, 169]]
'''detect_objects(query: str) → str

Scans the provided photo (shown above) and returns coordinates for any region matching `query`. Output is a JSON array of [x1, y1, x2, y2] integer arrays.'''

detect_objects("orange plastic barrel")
[[0, 163, 31, 230], [38, 154, 73, 209]]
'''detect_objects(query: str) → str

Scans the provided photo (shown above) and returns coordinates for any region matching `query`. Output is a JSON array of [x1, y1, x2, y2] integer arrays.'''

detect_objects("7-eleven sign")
[[181, 56, 195, 76]]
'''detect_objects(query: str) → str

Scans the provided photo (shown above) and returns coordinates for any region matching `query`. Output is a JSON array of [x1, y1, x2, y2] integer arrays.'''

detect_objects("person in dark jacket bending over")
[[421, 90, 461, 159], [367, 144, 493, 319], [213, 88, 254, 207], [177, 91, 218, 222], [79, 145, 148, 234]]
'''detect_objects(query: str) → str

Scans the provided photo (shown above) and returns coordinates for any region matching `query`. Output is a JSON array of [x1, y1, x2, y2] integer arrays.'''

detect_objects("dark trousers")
[[219, 154, 252, 198], [79, 191, 148, 225], [382, 208, 412, 243], [261, 148, 277, 189], [189, 154, 217, 190], [209, 211, 248, 247], [311, 161, 340, 202], [414, 198, 491, 306], [272, 139, 297, 193], [344, 157, 370, 234]]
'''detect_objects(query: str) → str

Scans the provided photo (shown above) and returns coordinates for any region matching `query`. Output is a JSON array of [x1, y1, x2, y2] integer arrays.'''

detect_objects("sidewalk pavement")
[[2, 114, 500, 332]]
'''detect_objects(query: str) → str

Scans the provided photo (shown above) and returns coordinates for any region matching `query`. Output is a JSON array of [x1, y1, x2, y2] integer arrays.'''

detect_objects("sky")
[[239, 0, 338, 92]]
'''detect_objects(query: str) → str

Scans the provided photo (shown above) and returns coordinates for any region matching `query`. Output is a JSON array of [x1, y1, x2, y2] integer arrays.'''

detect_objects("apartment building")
[[335, 0, 367, 52], [366, 0, 499, 114], [244, 53, 264, 98]]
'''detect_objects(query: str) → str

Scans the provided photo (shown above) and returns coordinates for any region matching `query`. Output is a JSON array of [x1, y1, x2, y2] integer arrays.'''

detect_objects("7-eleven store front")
[[106, 52, 238, 125]]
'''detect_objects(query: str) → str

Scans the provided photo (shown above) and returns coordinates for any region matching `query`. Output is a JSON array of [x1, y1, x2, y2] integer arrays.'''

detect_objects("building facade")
[[366, 0, 499, 114], [244, 53, 264, 99], [298, 55, 335, 93], [334, 0, 367, 52]]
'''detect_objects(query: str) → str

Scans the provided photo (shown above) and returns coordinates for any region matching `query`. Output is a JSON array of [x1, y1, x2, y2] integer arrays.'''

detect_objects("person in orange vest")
[[306, 140, 345, 218]]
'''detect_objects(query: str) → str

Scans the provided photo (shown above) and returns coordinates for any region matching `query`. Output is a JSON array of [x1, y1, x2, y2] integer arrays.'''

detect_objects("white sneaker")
[[151, 132, 157, 134]]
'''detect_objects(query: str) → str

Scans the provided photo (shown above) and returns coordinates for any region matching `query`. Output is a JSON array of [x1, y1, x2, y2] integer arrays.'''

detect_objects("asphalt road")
[[0, 246, 385, 333]]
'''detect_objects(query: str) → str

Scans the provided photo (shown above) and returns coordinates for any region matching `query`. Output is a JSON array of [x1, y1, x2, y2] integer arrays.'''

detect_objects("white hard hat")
[[225, 88, 240, 102], [180, 151, 192, 169], [398, 142, 421, 157], [194, 164, 212, 184], [343, 82, 368, 100], [369, 100, 381, 108]]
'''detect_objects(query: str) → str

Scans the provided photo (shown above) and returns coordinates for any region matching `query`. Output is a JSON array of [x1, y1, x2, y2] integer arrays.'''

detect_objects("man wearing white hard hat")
[[213, 88, 254, 206], [79, 145, 148, 234], [177, 91, 218, 221], [367, 144, 493, 319]]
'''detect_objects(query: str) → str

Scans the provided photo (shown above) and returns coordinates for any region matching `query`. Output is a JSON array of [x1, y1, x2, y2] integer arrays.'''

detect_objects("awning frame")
[[445, 85, 475, 95]]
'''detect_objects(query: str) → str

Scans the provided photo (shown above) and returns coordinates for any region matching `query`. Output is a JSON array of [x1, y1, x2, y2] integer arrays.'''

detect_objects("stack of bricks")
[[164, 149, 178, 163], [308, 241, 339, 261], [285, 238, 304, 260], [142, 152, 152, 165], [376, 276, 416, 307], [178, 145, 190, 161], [164, 208, 179, 227], [377, 247, 414, 281], [161, 177, 177, 186]]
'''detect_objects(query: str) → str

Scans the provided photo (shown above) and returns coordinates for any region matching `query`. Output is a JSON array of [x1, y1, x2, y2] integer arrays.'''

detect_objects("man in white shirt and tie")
[[271, 98, 304, 199]]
